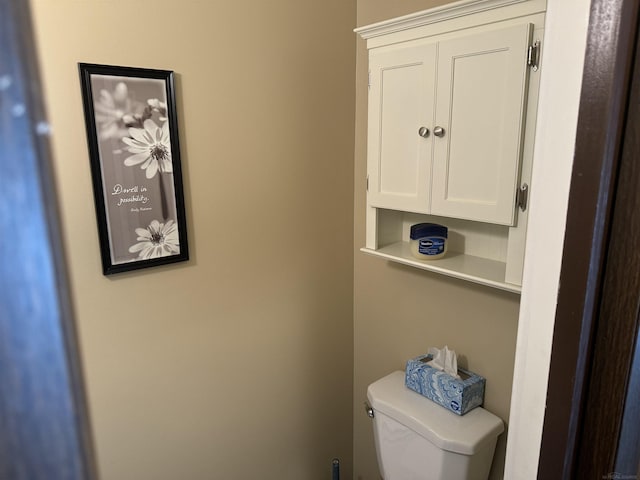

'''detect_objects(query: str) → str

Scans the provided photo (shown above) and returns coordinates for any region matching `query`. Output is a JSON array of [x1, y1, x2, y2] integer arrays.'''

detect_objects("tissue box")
[[405, 354, 485, 415]]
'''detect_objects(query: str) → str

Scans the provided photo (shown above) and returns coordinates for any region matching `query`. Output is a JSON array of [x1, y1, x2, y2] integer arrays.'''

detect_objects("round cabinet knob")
[[418, 126, 430, 138], [433, 126, 445, 137]]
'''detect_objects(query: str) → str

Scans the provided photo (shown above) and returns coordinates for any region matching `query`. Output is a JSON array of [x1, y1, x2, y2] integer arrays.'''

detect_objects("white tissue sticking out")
[[427, 345, 460, 379]]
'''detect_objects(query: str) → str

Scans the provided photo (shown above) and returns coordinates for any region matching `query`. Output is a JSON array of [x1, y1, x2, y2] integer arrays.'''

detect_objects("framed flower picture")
[[79, 63, 189, 275]]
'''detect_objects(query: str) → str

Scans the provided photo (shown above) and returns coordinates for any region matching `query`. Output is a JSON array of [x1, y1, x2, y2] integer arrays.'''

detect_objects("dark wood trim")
[[0, 0, 97, 478], [577, 20, 640, 476], [614, 323, 640, 474], [538, 0, 640, 478]]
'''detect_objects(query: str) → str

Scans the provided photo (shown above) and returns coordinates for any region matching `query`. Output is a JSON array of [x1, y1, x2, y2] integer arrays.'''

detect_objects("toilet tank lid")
[[367, 371, 504, 455]]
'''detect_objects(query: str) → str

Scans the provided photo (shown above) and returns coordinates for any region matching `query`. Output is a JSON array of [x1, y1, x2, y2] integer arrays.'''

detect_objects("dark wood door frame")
[[538, 0, 640, 478], [0, 1, 97, 479]]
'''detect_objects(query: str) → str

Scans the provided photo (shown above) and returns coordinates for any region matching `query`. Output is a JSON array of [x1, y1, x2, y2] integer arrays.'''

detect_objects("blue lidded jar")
[[410, 223, 448, 260]]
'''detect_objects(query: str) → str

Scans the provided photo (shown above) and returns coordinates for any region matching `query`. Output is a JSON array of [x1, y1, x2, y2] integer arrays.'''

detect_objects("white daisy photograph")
[[79, 63, 188, 275]]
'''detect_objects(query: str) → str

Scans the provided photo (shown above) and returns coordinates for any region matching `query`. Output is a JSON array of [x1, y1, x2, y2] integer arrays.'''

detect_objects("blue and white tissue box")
[[405, 354, 485, 415]]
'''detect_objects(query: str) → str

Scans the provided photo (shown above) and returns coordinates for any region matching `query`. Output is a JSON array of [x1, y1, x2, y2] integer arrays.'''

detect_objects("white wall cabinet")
[[367, 43, 437, 214], [357, 0, 547, 292]]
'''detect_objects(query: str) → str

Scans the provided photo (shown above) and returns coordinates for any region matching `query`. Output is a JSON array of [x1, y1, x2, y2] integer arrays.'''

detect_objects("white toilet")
[[367, 371, 504, 480]]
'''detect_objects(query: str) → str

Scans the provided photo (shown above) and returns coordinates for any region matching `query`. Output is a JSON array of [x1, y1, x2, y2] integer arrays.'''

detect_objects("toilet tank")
[[367, 371, 504, 480]]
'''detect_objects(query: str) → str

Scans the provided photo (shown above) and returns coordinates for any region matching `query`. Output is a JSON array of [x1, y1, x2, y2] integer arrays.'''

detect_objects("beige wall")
[[353, 2, 521, 479], [30, 1, 355, 479]]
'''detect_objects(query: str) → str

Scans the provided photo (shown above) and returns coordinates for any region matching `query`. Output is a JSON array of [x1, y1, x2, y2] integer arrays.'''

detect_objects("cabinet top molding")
[[355, 0, 545, 40]]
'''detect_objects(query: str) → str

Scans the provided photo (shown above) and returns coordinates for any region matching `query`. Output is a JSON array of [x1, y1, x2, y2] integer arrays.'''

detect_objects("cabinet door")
[[431, 23, 532, 225], [367, 43, 436, 213]]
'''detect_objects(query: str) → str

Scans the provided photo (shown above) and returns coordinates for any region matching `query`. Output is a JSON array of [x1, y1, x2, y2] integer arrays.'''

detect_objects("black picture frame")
[[79, 63, 188, 275]]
